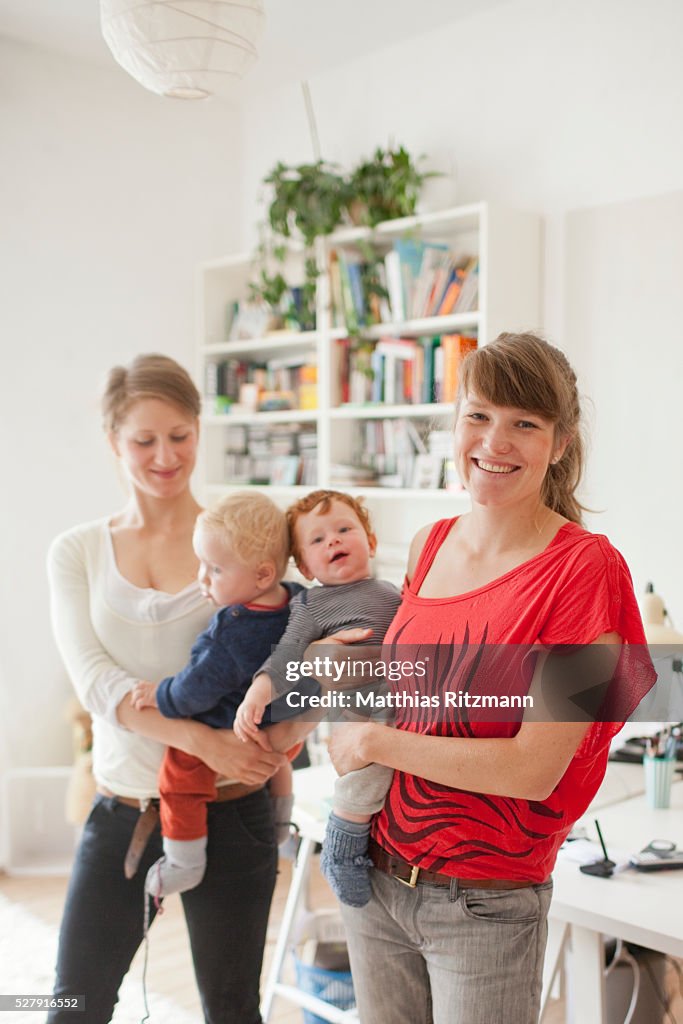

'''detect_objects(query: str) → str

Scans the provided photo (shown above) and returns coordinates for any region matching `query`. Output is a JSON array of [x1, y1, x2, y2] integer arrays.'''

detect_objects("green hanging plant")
[[249, 160, 347, 331], [295, 256, 318, 331], [346, 145, 436, 227], [264, 160, 349, 246], [249, 144, 437, 334], [247, 268, 289, 310]]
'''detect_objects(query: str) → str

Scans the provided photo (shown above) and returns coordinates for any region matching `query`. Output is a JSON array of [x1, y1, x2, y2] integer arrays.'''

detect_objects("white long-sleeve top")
[[47, 518, 212, 798]]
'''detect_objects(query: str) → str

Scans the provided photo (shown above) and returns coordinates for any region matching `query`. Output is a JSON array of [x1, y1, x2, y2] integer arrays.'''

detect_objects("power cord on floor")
[[139, 889, 163, 1024]]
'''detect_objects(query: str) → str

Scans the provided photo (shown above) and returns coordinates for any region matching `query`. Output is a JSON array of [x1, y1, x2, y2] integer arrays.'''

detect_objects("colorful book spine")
[[441, 334, 478, 402]]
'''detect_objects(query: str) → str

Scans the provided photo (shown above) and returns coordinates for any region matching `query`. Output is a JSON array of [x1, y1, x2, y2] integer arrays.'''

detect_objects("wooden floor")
[[0, 856, 337, 1024], [4, 860, 681, 1024]]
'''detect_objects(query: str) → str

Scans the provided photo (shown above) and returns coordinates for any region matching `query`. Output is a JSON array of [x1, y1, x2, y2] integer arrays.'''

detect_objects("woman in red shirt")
[[327, 333, 653, 1024]]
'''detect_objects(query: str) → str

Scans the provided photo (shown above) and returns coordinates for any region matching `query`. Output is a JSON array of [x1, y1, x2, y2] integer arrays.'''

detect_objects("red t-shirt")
[[372, 518, 655, 883]]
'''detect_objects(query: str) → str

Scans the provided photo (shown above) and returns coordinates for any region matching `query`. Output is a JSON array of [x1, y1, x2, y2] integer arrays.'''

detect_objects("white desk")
[[262, 764, 683, 1024], [546, 776, 683, 1024]]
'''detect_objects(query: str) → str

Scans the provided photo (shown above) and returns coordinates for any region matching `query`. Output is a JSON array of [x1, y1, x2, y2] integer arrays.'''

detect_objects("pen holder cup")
[[643, 754, 675, 809]]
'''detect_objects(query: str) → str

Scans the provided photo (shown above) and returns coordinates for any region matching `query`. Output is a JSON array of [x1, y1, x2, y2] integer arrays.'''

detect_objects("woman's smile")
[[472, 458, 519, 475]]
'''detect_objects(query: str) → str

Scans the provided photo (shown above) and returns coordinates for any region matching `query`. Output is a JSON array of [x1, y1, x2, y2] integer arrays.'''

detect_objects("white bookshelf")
[[195, 202, 541, 578]]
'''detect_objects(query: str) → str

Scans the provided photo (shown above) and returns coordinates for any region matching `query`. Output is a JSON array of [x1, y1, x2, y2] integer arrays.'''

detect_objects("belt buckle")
[[396, 864, 420, 888]]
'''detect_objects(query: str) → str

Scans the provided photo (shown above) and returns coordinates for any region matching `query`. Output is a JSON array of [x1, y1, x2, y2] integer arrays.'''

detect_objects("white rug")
[[0, 893, 199, 1023]]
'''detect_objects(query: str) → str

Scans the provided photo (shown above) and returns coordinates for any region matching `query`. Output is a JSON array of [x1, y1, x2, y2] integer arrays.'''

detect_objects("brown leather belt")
[[97, 783, 263, 879], [368, 837, 535, 891], [98, 781, 262, 809]]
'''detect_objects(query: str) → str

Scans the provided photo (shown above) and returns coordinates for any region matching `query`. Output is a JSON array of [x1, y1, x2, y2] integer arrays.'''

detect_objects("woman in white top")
[[47, 354, 287, 1024]]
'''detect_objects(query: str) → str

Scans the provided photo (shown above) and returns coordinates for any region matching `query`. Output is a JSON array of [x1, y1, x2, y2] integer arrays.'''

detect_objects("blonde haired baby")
[[132, 491, 303, 897]]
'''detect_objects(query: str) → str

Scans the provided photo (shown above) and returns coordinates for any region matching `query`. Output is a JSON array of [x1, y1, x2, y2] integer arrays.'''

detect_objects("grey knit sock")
[[145, 836, 207, 898], [320, 813, 373, 908]]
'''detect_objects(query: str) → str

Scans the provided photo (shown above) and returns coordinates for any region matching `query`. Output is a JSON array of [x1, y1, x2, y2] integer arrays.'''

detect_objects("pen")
[[658, 726, 671, 758], [664, 731, 677, 760]]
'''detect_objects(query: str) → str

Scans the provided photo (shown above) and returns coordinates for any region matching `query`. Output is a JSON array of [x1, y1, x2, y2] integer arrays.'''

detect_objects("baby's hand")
[[131, 680, 158, 711], [234, 693, 267, 747]]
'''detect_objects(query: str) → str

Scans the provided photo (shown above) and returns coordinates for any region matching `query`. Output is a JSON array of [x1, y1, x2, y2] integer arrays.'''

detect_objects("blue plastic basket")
[[293, 957, 356, 1024]]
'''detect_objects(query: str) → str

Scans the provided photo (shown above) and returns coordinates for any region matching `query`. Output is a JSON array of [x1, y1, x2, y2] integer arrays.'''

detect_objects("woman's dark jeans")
[[47, 789, 278, 1024]]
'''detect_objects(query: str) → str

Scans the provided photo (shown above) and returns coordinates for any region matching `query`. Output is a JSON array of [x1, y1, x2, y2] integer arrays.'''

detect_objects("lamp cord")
[[301, 81, 322, 163]]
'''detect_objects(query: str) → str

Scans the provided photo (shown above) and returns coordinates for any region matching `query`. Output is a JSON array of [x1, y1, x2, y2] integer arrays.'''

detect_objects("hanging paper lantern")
[[100, 0, 265, 100]]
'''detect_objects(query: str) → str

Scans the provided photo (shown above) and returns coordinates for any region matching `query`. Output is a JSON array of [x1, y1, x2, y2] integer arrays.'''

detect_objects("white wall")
[[238, 0, 683, 614], [565, 192, 683, 621], [0, 38, 244, 770]]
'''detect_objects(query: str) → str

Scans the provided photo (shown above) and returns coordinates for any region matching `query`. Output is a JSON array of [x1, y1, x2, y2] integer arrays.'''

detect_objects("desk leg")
[[540, 919, 569, 1020], [569, 925, 606, 1024], [261, 835, 317, 1023]]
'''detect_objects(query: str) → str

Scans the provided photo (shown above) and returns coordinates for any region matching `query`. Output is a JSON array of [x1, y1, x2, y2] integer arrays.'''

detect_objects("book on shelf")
[[267, 423, 300, 454], [205, 355, 318, 414], [374, 337, 417, 405], [393, 239, 435, 320], [330, 249, 391, 331], [451, 259, 479, 314], [411, 243, 451, 319], [416, 336, 439, 404], [348, 417, 435, 489], [383, 249, 405, 322], [331, 242, 422, 329], [298, 364, 318, 410], [335, 337, 351, 405], [335, 331, 477, 409], [257, 390, 296, 412], [222, 423, 317, 488], [348, 344, 374, 405], [337, 335, 420, 407], [346, 259, 366, 325], [224, 453, 252, 485], [373, 261, 392, 323], [439, 333, 477, 404], [329, 240, 477, 334], [328, 251, 346, 330], [328, 463, 379, 487], [336, 251, 361, 334], [436, 276, 462, 316], [383, 241, 477, 323]]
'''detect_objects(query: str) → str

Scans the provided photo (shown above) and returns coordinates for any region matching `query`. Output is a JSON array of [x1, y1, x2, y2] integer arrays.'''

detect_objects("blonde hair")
[[102, 353, 201, 432], [457, 332, 585, 525], [198, 491, 289, 578], [286, 489, 375, 569]]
